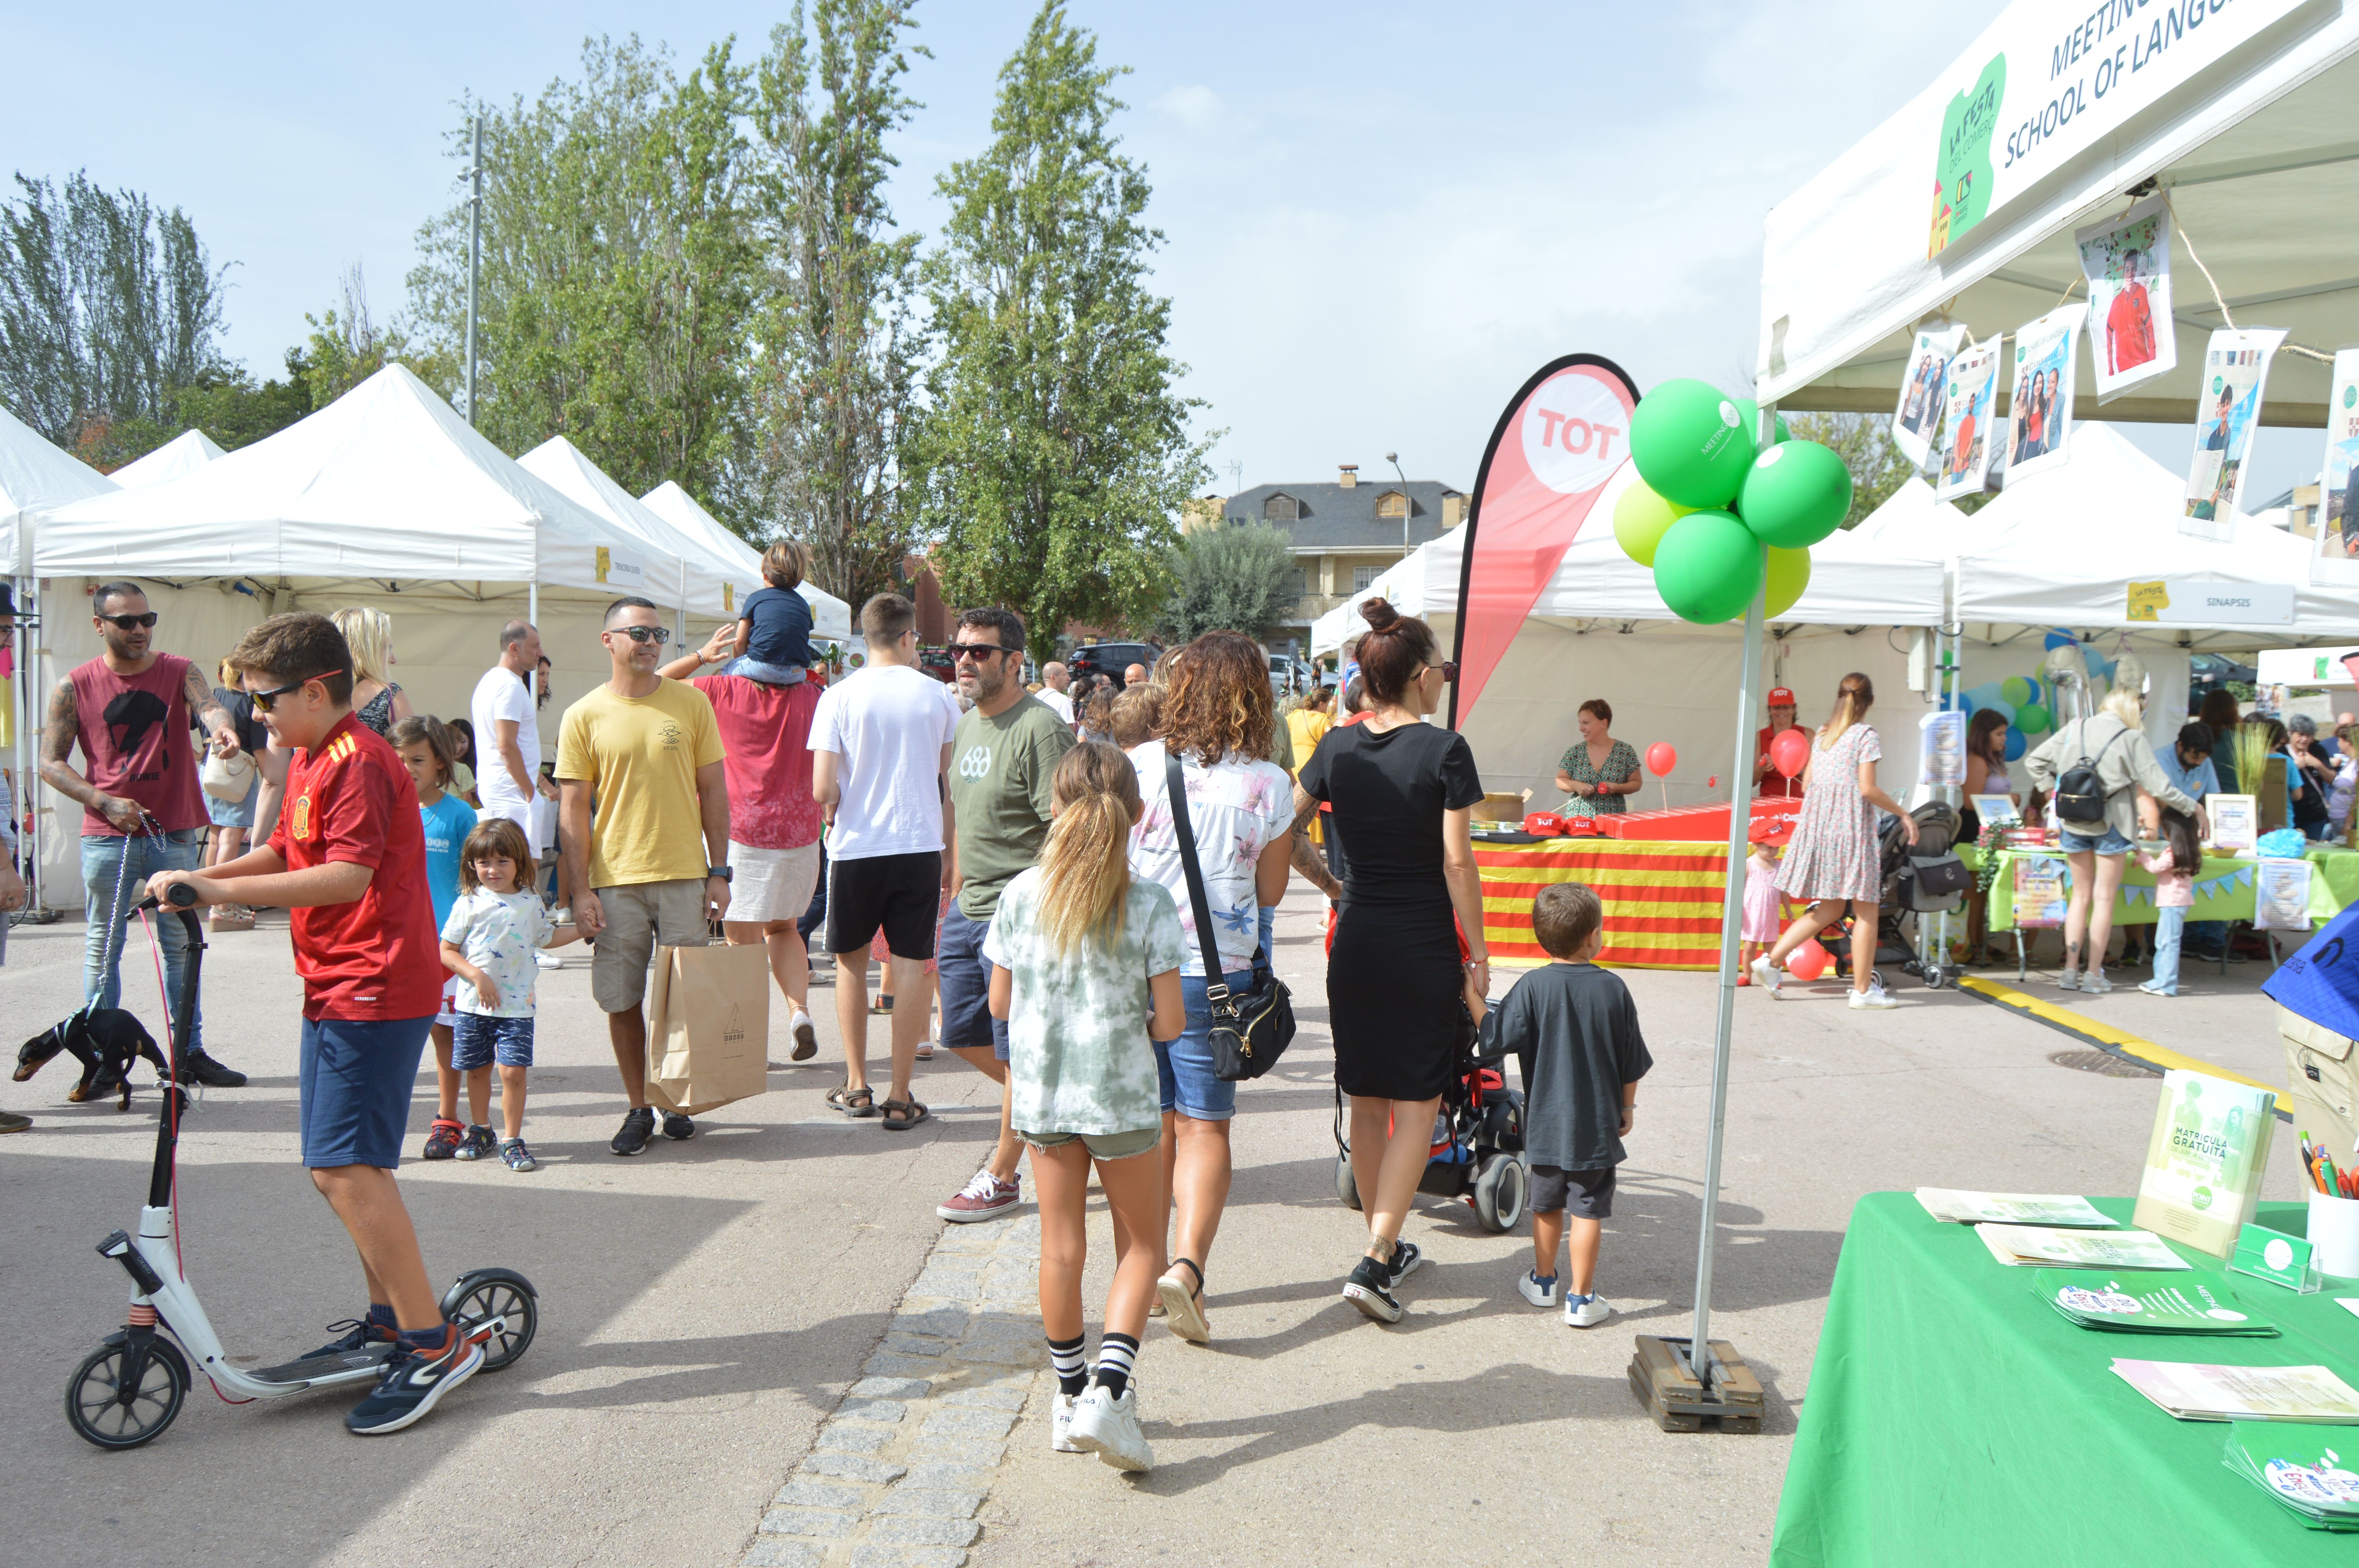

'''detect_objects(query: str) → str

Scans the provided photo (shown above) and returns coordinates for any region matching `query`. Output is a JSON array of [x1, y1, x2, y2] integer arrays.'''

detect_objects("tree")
[[1156, 522, 1295, 645], [914, 2, 1212, 662], [0, 171, 228, 445], [1787, 410, 1916, 528], [409, 38, 760, 503], [302, 264, 456, 408], [743, 0, 930, 605], [69, 353, 316, 472]]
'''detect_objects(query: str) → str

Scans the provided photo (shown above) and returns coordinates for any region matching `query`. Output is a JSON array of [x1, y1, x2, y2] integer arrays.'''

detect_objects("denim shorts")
[[451, 1013, 534, 1071], [1156, 969, 1252, 1122], [2059, 826, 2135, 855], [1019, 1124, 1160, 1160], [936, 905, 1009, 1060], [299, 1014, 433, 1169], [205, 781, 257, 828]]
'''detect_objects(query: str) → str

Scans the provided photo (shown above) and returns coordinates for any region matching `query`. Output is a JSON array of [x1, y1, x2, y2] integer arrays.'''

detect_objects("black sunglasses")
[[248, 669, 345, 713], [609, 625, 671, 645], [950, 643, 1016, 661], [99, 612, 159, 630], [1423, 661, 1460, 683]]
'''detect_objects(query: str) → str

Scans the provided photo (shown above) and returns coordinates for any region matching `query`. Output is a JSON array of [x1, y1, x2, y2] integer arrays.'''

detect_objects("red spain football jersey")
[[267, 713, 443, 1020]]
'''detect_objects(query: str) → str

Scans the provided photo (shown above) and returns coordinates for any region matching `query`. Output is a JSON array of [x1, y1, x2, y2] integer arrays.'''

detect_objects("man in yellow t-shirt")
[[556, 596, 730, 1157]]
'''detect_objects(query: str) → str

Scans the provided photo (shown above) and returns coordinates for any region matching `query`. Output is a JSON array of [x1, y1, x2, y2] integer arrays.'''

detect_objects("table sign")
[[2234, 1223, 2324, 1295], [2209, 794, 2259, 855]]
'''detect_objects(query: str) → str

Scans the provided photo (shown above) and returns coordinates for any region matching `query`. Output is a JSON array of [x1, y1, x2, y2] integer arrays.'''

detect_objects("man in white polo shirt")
[[473, 621, 554, 831]]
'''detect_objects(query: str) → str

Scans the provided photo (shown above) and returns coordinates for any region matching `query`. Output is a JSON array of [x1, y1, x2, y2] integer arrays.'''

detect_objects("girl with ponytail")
[[985, 742, 1186, 1471]]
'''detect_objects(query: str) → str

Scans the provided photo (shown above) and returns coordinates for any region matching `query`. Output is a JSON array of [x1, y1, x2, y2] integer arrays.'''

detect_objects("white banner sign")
[[2005, 303, 2086, 483], [2183, 327, 2287, 539], [1894, 322, 1969, 468], [1935, 341, 2004, 501], [2125, 578, 2295, 626], [2077, 194, 2177, 401]]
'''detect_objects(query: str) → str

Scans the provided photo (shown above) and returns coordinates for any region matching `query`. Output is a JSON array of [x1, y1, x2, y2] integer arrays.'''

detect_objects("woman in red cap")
[[1755, 688, 1805, 802]]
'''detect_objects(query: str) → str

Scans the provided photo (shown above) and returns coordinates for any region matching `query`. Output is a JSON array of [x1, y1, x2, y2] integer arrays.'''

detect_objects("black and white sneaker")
[[1385, 1239, 1423, 1289], [661, 1111, 695, 1142], [301, 1316, 396, 1363], [343, 1326, 484, 1435], [611, 1106, 655, 1156], [183, 1049, 247, 1088], [1342, 1254, 1404, 1324]]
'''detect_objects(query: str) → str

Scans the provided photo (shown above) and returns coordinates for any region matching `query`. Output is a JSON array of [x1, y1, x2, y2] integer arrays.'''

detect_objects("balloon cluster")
[[1935, 630, 2132, 764], [1611, 380, 1854, 624]]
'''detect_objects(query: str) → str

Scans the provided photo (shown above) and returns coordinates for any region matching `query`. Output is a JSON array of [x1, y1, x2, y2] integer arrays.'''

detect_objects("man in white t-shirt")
[[1037, 660, 1074, 725], [811, 593, 960, 1129], [473, 621, 553, 832]]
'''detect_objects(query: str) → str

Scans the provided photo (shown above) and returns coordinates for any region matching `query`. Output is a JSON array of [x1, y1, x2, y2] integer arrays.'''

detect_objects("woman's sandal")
[[880, 1098, 931, 1131], [1158, 1257, 1210, 1345], [827, 1085, 877, 1118]]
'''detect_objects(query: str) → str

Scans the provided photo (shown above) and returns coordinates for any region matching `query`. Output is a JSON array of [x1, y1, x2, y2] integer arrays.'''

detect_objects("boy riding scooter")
[[148, 612, 482, 1434]]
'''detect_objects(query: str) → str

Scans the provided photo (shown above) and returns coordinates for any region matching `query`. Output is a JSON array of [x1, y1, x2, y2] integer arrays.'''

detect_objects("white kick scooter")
[[65, 886, 540, 1448]]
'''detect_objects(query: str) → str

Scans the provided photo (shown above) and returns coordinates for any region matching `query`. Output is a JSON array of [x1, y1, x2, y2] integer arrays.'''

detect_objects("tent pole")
[[529, 581, 538, 624]]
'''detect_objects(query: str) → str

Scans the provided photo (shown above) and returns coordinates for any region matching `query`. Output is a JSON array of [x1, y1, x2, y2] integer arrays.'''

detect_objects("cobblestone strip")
[[741, 1210, 1043, 1568]]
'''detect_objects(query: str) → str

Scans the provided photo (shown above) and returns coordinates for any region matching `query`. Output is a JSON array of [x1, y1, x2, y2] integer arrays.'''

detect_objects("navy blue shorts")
[[299, 1014, 433, 1170], [451, 1014, 535, 1071], [936, 905, 1010, 1061]]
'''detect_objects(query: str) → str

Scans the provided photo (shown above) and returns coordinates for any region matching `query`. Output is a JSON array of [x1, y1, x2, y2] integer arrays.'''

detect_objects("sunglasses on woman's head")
[[100, 612, 159, 630], [610, 625, 670, 645], [247, 669, 345, 712]]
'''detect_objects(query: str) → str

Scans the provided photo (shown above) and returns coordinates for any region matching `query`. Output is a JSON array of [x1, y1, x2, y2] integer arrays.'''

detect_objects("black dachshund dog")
[[15, 1008, 171, 1111]]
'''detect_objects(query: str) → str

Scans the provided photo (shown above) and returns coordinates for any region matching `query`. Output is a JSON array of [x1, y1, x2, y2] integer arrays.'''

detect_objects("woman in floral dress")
[[1749, 673, 1917, 1009], [1554, 699, 1641, 819]]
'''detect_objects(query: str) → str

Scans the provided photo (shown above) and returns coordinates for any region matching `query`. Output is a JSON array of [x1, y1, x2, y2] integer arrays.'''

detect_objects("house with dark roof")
[[1205, 465, 1468, 646]]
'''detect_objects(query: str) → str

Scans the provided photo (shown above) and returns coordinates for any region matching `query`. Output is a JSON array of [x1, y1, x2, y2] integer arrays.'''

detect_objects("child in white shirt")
[[439, 817, 579, 1171]]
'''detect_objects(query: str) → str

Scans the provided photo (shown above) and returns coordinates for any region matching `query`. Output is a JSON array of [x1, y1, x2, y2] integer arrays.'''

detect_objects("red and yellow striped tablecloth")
[[1476, 837, 1732, 971]]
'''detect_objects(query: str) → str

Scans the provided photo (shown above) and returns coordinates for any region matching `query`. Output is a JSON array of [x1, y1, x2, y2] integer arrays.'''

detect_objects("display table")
[[1977, 846, 2359, 932], [1474, 837, 1730, 969], [1772, 1194, 2359, 1567]]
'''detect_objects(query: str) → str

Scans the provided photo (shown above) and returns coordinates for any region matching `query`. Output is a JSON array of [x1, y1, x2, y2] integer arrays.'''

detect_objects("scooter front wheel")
[[66, 1336, 187, 1449], [444, 1269, 538, 1372]]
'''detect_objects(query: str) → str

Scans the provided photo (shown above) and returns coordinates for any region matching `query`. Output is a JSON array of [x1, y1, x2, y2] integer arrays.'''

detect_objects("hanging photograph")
[[2003, 303, 2086, 483], [2183, 328, 2288, 538], [1934, 340, 2002, 502], [2316, 348, 2359, 579], [1893, 322, 1968, 468], [2076, 195, 2176, 402]]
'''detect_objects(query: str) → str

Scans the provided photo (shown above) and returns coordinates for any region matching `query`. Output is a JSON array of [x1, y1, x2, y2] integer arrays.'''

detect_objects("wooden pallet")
[[1628, 1335, 1765, 1434]]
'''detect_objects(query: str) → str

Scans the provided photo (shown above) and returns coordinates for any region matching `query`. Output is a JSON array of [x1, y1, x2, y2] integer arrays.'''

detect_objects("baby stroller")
[[1823, 801, 1971, 991], [1332, 1004, 1528, 1233]]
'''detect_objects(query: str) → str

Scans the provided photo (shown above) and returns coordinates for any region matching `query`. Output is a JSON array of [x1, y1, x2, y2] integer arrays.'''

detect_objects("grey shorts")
[[1530, 1163, 1616, 1218], [1019, 1125, 1161, 1161], [591, 878, 709, 1013]]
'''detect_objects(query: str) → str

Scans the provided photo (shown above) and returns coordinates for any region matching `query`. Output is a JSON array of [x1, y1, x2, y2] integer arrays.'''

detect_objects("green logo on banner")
[[2346, 385, 2356, 410], [2194, 1185, 2215, 1211], [1930, 54, 2005, 258]]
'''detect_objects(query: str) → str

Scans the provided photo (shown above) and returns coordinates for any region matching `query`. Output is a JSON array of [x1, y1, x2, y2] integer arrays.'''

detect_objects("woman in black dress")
[[1293, 597, 1491, 1323]]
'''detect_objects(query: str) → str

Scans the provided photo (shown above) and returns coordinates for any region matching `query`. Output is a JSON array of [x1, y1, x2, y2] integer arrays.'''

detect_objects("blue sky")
[[0, 0, 2319, 502]]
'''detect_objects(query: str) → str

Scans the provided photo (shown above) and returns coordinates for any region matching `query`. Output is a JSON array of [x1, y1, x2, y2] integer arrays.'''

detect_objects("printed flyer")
[[2184, 328, 2288, 538], [2206, 794, 2258, 855], [2258, 859, 2315, 933], [2076, 195, 2176, 401], [2013, 855, 2068, 927], [2317, 348, 2359, 581], [1934, 340, 2003, 502], [1893, 322, 1968, 468], [2134, 1068, 2277, 1259], [2004, 303, 2085, 482]]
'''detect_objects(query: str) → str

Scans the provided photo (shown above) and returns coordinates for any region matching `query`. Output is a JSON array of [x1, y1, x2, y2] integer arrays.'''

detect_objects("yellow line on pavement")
[[1957, 974, 2285, 1114]]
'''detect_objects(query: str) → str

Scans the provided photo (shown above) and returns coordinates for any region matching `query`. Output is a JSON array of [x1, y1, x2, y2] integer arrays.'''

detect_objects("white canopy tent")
[[640, 478, 852, 642], [1, 399, 114, 575], [518, 436, 739, 622], [109, 429, 225, 489]]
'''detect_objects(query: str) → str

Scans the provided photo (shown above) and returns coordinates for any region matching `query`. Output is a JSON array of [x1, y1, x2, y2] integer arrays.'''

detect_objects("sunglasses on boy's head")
[[608, 625, 670, 645], [98, 612, 159, 630], [247, 669, 345, 712]]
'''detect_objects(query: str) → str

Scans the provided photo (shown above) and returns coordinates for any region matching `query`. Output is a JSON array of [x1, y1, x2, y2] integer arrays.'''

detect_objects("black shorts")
[[825, 851, 942, 960], [1530, 1163, 1615, 1218]]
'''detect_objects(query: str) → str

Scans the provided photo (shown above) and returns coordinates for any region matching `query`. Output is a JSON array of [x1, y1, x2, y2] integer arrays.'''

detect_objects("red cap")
[[1767, 687, 1796, 707]]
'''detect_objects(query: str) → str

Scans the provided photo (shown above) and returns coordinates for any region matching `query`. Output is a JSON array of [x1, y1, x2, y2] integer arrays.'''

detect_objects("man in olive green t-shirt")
[[934, 607, 1076, 1221]]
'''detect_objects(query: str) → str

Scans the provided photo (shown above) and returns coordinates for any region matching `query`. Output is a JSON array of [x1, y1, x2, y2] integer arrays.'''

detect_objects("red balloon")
[[1771, 727, 1810, 779], [1786, 939, 1830, 982], [1645, 742, 1677, 777]]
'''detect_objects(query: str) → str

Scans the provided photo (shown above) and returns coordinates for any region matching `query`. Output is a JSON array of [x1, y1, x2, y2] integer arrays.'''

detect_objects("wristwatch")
[[707, 865, 733, 882]]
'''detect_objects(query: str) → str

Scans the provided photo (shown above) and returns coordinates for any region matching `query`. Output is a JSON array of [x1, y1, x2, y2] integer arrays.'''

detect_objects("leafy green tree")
[[302, 265, 456, 408], [409, 38, 760, 503], [1156, 522, 1295, 645], [914, 2, 1211, 662], [744, 0, 929, 604], [0, 171, 228, 445], [70, 353, 316, 471], [1787, 410, 1916, 528]]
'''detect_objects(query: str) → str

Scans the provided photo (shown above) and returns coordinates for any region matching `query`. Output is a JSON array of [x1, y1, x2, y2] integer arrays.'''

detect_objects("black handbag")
[[1165, 750, 1296, 1082]]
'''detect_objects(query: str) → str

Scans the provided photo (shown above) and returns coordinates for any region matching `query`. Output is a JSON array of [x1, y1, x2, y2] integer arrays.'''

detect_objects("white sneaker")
[[2054, 969, 2081, 991], [1848, 983, 1897, 1010], [1748, 955, 1784, 997], [2137, 980, 2176, 997], [534, 950, 562, 970], [1564, 1293, 1614, 1328], [2081, 973, 2114, 995], [1516, 1270, 1564, 1308], [790, 1009, 817, 1061], [1049, 1390, 1082, 1452], [1068, 1383, 1153, 1472]]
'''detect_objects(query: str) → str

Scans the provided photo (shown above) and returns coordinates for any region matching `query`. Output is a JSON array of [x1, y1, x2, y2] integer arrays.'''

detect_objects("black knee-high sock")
[[1047, 1334, 1087, 1397], [1094, 1332, 1139, 1399]]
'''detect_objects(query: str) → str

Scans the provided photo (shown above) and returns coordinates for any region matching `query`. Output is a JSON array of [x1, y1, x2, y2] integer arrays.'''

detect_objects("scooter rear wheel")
[[66, 1337, 187, 1449], [444, 1271, 538, 1372]]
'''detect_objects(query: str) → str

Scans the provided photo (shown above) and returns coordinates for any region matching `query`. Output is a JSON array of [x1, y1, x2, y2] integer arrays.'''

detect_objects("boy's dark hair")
[[2176, 721, 2213, 757], [458, 816, 537, 894], [957, 605, 1026, 653], [1532, 882, 1603, 959], [387, 715, 455, 788], [760, 540, 808, 591], [861, 592, 915, 642], [228, 613, 354, 706]]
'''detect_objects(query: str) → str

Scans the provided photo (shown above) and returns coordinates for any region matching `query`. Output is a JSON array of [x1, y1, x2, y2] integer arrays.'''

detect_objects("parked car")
[[1068, 641, 1161, 688], [916, 646, 956, 683], [1268, 653, 1313, 698]]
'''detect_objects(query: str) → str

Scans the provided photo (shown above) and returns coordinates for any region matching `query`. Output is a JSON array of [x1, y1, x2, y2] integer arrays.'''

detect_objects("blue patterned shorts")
[[451, 1013, 534, 1071]]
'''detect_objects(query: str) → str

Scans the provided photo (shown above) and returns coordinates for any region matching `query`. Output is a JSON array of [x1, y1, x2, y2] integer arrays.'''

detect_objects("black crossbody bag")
[[1165, 750, 1296, 1082]]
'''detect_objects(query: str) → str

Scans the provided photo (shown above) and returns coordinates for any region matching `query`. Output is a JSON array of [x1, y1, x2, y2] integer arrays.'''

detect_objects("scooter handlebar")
[[133, 883, 200, 913]]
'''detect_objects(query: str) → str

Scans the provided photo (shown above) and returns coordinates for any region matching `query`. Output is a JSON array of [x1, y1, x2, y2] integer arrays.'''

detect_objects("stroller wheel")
[[1472, 1153, 1527, 1234], [1924, 963, 1948, 991], [1334, 1150, 1361, 1211]]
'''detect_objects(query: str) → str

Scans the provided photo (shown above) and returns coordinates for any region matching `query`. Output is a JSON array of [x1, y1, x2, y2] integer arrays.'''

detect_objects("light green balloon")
[[2016, 701, 2052, 734], [1612, 479, 1692, 567], [1764, 545, 1812, 617], [1652, 510, 1763, 625], [1999, 675, 2034, 705]]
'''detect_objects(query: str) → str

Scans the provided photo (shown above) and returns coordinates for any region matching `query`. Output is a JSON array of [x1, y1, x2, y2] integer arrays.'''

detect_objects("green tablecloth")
[[1771, 1194, 2359, 1566], [1972, 845, 2359, 932]]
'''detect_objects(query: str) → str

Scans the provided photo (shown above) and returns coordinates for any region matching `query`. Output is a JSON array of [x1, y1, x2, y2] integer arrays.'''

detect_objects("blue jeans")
[[2148, 907, 2185, 995], [81, 829, 204, 1054]]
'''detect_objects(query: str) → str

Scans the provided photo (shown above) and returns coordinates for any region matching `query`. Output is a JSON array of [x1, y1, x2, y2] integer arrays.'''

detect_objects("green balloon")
[[1764, 544, 1812, 617], [1652, 510, 1763, 625], [1612, 479, 1692, 566], [1734, 438, 1852, 549], [2017, 701, 2052, 734], [1629, 379, 1756, 510], [1999, 675, 2034, 705], [1734, 397, 1792, 446]]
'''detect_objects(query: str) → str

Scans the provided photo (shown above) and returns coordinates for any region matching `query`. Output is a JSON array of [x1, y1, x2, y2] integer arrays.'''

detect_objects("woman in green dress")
[[1554, 698, 1641, 819]]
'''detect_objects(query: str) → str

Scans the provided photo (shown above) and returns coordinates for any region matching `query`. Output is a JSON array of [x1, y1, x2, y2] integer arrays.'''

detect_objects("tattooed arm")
[[1288, 783, 1341, 900], [41, 679, 143, 831], [182, 662, 239, 757]]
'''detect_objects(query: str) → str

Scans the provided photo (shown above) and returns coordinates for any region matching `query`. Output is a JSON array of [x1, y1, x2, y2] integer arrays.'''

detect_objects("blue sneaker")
[[344, 1325, 485, 1435]]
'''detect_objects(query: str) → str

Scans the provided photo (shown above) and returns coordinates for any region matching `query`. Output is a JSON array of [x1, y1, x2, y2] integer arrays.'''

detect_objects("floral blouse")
[[1558, 737, 1639, 818]]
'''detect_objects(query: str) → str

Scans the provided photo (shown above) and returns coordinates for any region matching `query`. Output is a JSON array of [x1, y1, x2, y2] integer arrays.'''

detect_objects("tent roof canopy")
[[0, 399, 114, 572], [110, 429, 225, 489], [639, 480, 852, 642], [518, 436, 742, 620]]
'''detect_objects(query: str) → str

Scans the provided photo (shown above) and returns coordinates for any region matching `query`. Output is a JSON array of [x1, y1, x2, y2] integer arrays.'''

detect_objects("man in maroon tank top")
[[39, 581, 248, 1087]]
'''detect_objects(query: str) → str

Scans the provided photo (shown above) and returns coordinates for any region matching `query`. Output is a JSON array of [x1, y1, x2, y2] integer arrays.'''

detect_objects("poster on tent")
[[1893, 322, 1968, 468], [2183, 328, 2287, 539], [1933, 341, 2002, 502], [2076, 196, 2176, 402], [2315, 349, 2359, 582], [2003, 304, 2085, 483]]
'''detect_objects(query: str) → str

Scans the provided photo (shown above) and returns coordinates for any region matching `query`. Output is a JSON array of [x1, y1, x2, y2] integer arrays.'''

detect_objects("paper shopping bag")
[[643, 943, 770, 1116]]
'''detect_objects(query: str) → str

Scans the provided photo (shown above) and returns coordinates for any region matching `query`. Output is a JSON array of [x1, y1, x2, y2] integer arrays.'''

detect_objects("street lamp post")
[[1385, 450, 1409, 561]]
